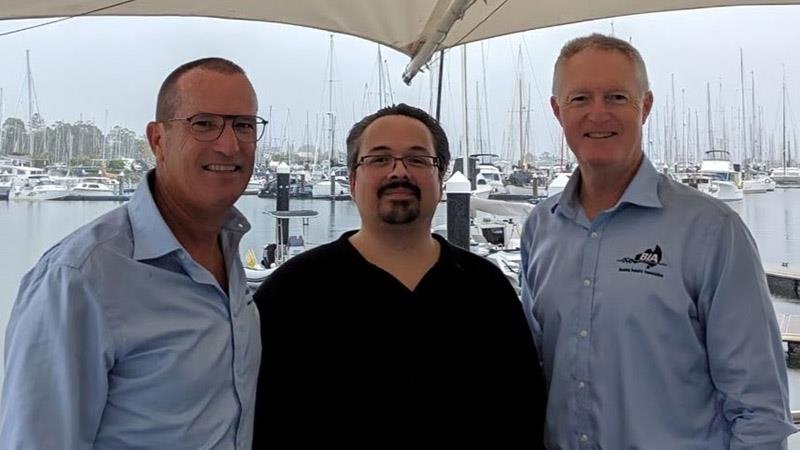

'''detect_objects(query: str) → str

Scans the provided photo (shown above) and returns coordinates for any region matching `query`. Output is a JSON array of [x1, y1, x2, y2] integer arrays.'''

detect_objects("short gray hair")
[[552, 33, 649, 96]]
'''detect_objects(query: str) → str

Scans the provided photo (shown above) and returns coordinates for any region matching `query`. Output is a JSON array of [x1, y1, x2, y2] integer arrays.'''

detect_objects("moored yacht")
[[770, 167, 800, 187], [11, 177, 70, 201], [547, 172, 572, 197], [743, 175, 776, 194], [70, 179, 116, 196], [312, 177, 351, 199], [699, 150, 743, 201], [0, 174, 14, 199]]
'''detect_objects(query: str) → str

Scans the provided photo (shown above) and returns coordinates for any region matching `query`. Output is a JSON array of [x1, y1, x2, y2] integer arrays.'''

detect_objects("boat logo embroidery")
[[616, 244, 668, 278]]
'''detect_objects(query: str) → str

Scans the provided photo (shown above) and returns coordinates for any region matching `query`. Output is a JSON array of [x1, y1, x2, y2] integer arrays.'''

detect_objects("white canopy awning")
[[2, 0, 798, 82]]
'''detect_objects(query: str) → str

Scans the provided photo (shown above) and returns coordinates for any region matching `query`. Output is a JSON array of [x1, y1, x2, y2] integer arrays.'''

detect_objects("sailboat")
[[771, 72, 800, 187]]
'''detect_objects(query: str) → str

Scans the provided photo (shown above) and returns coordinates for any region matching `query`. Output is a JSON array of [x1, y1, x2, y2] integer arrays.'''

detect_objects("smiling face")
[[551, 48, 653, 175], [349, 114, 442, 229], [146, 68, 258, 215]]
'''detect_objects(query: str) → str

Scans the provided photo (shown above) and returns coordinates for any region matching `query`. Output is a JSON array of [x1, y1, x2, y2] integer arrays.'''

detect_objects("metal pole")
[[435, 50, 445, 121]]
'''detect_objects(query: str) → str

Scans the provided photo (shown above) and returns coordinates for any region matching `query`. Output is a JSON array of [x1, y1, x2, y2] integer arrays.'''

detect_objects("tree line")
[[0, 116, 150, 165]]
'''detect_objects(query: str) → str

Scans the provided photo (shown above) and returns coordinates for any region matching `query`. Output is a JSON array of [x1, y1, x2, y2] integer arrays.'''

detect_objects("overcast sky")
[[0, 5, 799, 164]]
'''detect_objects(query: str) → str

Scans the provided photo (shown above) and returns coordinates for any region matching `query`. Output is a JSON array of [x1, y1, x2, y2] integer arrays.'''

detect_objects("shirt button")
[[578, 381, 585, 389], [591, 232, 599, 238], [579, 330, 588, 337], [580, 434, 589, 442], [583, 279, 592, 287]]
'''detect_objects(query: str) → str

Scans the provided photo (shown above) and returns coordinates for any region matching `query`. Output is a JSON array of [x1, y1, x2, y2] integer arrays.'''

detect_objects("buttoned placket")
[[574, 214, 606, 448], [224, 229, 251, 450]]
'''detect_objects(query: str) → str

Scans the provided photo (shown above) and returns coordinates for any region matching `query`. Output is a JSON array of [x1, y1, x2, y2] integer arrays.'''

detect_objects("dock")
[[488, 193, 538, 202], [782, 312, 800, 424], [52, 194, 131, 201], [766, 265, 800, 300], [777, 313, 800, 343]]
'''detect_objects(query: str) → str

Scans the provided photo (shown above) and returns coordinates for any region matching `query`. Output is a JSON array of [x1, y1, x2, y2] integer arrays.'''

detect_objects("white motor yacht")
[[71, 177, 117, 196], [678, 173, 719, 198], [475, 164, 508, 194], [12, 182, 70, 201], [743, 175, 775, 194], [699, 151, 743, 201], [312, 177, 351, 199]]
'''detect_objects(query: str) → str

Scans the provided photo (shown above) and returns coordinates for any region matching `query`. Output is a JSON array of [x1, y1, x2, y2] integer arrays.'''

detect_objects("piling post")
[[445, 171, 471, 250], [276, 163, 290, 248]]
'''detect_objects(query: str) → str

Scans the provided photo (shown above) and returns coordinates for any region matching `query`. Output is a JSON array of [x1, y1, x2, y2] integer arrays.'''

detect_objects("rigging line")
[[0, 0, 139, 38], [450, 0, 510, 48]]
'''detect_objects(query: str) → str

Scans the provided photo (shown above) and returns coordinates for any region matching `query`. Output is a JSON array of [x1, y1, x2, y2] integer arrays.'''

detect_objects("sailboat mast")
[[695, 110, 700, 163], [475, 82, 483, 154], [782, 68, 787, 174], [26, 50, 34, 156], [481, 42, 492, 155], [751, 71, 756, 161], [328, 35, 336, 197], [739, 48, 746, 162], [377, 45, 384, 108], [706, 82, 714, 153], [670, 73, 676, 165], [461, 44, 469, 181], [681, 88, 686, 164], [526, 81, 533, 166], [519, 75, 524, 167]]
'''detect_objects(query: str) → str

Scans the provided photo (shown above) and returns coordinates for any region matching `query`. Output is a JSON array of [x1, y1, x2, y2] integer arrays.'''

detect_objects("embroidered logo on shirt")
[[616, 244, 668, 278]]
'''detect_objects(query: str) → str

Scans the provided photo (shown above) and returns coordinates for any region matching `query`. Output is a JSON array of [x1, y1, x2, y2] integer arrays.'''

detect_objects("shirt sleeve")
[[0, 263, 114, 449], [700, 212, 797, 449]]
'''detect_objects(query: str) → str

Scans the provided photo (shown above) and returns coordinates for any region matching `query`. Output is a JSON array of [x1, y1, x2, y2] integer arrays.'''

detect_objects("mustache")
[[377, 180, 421, 199]]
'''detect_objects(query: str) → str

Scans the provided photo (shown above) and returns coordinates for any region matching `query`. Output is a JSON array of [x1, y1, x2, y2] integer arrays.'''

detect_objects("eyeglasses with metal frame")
[[166, 113, 268, 143], [355, 155, 440, 172]]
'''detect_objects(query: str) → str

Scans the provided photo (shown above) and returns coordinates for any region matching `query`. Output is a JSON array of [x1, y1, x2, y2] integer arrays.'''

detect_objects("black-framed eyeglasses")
[[166, 113, 268, 143], [355, 155, 440, 172]]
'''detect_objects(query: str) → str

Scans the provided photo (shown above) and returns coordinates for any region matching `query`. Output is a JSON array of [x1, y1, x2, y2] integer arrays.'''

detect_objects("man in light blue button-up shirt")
[[0, 58, 263, 449], [521, 34, 796, 449]]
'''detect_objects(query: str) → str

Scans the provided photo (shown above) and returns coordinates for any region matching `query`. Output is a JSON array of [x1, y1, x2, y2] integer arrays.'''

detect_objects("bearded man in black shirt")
[[252, 103, 545, 448]]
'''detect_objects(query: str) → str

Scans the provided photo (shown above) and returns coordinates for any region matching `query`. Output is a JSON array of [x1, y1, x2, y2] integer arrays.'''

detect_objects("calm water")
[[1, 189, 800, 442]]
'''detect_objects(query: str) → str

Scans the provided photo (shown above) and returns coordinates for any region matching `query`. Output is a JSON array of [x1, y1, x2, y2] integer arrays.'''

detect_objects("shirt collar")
[[551, 155, 663, 219], [129, 170, 251, 261]]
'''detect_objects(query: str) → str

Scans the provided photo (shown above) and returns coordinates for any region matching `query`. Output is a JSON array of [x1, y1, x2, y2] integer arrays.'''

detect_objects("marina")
[[2, 186, 799, 367], [2, 0, 800, 444]]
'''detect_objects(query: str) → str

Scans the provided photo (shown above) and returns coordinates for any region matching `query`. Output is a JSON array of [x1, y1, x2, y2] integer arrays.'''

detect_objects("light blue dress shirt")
[[1, 172, 261, 449], [520, 157, 796, 449]]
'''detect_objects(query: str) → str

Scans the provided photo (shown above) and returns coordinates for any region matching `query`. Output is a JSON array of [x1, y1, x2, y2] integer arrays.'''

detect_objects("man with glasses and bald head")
[[1, 57, 263, 449], [252, 103, 546, 447]]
